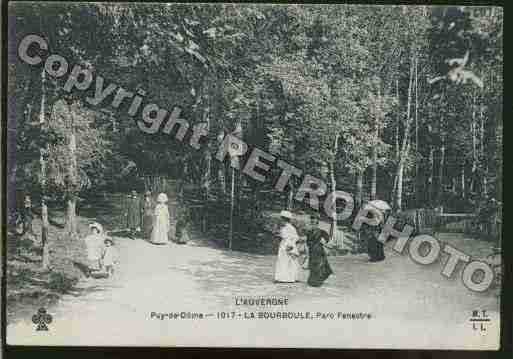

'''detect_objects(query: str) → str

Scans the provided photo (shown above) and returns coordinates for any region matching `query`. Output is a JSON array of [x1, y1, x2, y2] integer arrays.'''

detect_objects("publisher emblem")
[[469, 310, 490, 333], [32, 307, 53, 331]]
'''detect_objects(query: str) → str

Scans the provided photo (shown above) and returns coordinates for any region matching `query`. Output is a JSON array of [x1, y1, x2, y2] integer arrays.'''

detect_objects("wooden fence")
[[141, 175, 179, 198], [397, 207, 501, 241]]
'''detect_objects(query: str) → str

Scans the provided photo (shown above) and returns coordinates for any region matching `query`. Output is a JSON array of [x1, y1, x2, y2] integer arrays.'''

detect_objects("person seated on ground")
[[305, 213, 333, 287], [101, 237, 118, 277], [84, 222, 105, 276], [274, 210, 300, 283]]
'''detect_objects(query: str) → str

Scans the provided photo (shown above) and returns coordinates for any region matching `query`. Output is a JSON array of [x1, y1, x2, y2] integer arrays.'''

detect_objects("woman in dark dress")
[[125, 190, 141, 237], [359, 200, 390, 262], [363, 220, 385, 262], [306, 214, 333, 287], [142, 191, 154, 239]]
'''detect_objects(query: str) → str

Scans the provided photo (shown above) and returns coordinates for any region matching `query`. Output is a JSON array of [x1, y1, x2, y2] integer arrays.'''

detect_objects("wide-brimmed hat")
[[280, 210, 293, 220], [157, 193, 168, 203], [104, 237, 114, 245], [89, 222, 103, 233], [131, 190, 138, 196]]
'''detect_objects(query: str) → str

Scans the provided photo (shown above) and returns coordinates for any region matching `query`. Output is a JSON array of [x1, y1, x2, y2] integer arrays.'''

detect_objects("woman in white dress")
[[150, 193, 170, 245], [274, 210, 300, 283], [84, 222, 105, 274]]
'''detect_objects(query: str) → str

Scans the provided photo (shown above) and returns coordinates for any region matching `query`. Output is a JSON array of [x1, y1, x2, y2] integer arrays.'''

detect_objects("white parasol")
[[365, 200, 392, 211]]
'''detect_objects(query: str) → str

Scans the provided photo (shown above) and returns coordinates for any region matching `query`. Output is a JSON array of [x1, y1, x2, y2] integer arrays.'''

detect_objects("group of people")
[[83, 222, 118, 278], [125, 190, 185, 245], [274, 200, 391, 287], [82, 190, 185, 278], [274, 210, 334, 287]]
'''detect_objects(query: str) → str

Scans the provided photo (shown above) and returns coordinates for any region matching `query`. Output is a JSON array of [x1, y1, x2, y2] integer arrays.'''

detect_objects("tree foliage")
[[9, 4, 502, 234]]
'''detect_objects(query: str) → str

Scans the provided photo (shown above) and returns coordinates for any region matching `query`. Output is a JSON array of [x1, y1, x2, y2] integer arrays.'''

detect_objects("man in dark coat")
[[125, 190, 141, 237], [22, 195, 34, 235], [305, 213, 333, 287], [141, 191, 154, 239]]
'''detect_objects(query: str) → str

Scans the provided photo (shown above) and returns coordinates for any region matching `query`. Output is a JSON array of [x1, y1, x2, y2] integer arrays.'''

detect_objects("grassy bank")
[[6, 195, 125, 324]]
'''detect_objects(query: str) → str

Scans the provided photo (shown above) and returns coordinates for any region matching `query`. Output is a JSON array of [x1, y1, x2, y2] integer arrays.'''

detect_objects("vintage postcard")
[[5, 3, 502, 349]]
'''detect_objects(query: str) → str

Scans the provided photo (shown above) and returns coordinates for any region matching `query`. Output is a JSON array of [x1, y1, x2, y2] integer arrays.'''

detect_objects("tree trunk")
[[214, 76, 226, 197], [39, 69, 50, 269], [371, 87, 380, 201], [329, 162, 338, 243], [65, 198, 77, 234], [217, 162, 226, 195], [371, 148, 377, 201], [65, 103, 79, 236], [228, 166, 235, 251], [395, 78, 400, 159], [428, 146, 434, 206], [461, 166, 466, 199], [287, 180, 294, 210], [394, 54, 415, 211], [202, 98, 212, 233], [41, 208, 50, 269], [470, 92, 478, 194], [217, 130, 227, 195], [390, 78, 401, 203], [356, 169, 364, 210], [437, 115, 446, 207], [414, 55, 420, 206], [391, 171, 397, 204], [395, 160, 405, 211], [479, 102, 487, 197], [202, 153, 210, 233], [328, 133, 339, 243]]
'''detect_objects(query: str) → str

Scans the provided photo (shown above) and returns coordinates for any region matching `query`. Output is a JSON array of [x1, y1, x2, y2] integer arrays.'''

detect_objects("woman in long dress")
[[359, 200, 390, 262], [142, 191, 154, 239], [306, 216, 333, 287], [84, 222, 105, 275], [274, 210, 300, 283], [125, 190, 141, 236], [150, 193, 170, 245], [364, 222, 385, 261]]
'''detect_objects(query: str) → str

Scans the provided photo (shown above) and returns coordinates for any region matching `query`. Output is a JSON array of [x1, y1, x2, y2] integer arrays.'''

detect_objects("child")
[[101, 238, 118, 277]]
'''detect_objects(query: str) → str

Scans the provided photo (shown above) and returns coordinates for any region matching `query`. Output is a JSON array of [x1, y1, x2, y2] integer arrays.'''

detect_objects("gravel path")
[[7, 233, 500, 349]]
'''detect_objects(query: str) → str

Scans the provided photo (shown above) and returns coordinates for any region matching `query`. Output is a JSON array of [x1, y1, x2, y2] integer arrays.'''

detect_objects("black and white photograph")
[[5, 3, 503, 349]]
